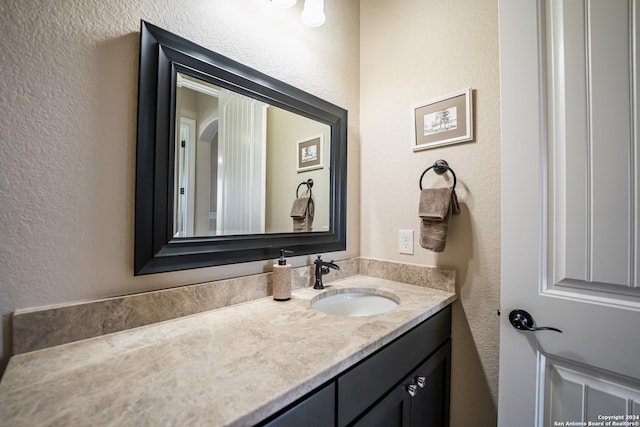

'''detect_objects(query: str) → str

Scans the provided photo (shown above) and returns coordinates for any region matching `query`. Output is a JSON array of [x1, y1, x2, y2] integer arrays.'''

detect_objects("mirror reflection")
[[174, 73, 330, 238]]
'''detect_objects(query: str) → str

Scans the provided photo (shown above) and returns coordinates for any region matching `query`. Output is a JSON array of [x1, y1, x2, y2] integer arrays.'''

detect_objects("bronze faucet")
[[313, 255, 340, 289]]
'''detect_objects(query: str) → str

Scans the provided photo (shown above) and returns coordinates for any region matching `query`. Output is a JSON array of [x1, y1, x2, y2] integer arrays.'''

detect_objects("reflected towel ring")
[[419, 160, 457, 190], [296, 179, 314, 198]]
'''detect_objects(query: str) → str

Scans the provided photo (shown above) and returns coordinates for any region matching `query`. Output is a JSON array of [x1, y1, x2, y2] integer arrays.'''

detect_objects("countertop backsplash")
[[12, 257, 455, 354]]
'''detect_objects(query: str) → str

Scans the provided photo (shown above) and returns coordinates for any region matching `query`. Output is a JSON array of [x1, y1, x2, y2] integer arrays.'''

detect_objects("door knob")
[[508, 309, 562, 333]]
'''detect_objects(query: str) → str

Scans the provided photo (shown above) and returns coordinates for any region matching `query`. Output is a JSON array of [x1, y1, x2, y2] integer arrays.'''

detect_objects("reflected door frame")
[[175, 117, 196, 237]]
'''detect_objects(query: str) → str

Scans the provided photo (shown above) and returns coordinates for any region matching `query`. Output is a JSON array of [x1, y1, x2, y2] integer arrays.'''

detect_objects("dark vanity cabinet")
[[339, 306, 451, 426], [351, 341, 450, 427], [261, 306, 451, 427]]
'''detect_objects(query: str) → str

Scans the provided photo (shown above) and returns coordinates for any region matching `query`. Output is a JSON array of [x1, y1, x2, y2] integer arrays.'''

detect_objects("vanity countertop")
[[0, 275, 456, 426]]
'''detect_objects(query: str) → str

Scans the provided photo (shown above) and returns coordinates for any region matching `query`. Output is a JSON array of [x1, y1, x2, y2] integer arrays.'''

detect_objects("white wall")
[[360, 0, 501, 425], [0, 0, 360, 374]]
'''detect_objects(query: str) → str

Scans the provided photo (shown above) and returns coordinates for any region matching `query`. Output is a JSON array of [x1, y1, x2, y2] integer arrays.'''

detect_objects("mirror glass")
[[174, 73, 330, 237], [134, 21, 347, 275]]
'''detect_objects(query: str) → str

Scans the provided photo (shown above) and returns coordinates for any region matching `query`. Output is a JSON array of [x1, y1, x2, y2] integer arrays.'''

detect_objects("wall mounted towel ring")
[[296, 179, 314, 198], [419, 159, 457, 190]]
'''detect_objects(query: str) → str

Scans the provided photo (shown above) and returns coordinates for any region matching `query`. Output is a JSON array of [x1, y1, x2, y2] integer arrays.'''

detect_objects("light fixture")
[[271, 0, 297, 8], [301, 0, 325, 27], [270, 0, 325, 27]]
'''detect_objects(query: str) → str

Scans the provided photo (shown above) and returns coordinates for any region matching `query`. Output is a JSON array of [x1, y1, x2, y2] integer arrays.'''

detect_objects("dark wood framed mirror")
[[135, 21, 347, 275]]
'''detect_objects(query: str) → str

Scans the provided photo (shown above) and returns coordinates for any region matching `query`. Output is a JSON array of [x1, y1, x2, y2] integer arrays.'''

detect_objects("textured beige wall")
[[0, 0, 360, 373], [360, 0, 501, 425]]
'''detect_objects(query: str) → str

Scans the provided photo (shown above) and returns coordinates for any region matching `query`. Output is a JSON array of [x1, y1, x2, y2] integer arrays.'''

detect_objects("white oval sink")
[[311, 288, 399, 317]]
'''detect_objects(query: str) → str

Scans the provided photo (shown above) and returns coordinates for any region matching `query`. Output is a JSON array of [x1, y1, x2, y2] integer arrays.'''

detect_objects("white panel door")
[[499, 1, 640, 425]]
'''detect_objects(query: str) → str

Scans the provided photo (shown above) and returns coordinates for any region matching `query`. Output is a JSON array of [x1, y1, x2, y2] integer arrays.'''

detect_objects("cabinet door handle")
[[406, 384, 418, 397], [416, 376, 426, 388]]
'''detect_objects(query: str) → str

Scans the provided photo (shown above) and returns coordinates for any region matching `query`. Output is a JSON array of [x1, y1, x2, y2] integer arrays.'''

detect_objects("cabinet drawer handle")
[[406, 384, 418, 397], [416, 376, 426, 388]]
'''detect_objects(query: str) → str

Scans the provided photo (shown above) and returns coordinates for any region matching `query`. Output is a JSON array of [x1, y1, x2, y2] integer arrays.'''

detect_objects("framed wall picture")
[[411, 88, 473, 151], [297, 135, 323, 172]]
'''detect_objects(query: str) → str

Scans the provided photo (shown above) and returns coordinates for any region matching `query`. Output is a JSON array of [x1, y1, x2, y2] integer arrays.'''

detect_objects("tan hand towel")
[[420, 213, 451, 253], [419, 187, 459, 252], [419, 187, 454, 219], [291, 197, 314, 218], [291, 197, 314, 232], [291, 197, 311, 218]]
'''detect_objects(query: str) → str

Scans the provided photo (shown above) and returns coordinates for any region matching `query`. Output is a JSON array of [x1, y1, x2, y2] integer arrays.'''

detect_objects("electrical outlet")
[[399, 229, 414, 255]]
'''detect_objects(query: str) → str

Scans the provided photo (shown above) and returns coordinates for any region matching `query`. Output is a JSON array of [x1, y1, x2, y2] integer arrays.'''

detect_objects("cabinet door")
[[352, 341, 451, 427], [410, 341, 451, 427], [352, 383, 411, 427]]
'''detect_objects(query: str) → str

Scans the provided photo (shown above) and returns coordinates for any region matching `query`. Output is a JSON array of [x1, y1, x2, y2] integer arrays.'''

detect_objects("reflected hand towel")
[[290, 197, 314, 232]]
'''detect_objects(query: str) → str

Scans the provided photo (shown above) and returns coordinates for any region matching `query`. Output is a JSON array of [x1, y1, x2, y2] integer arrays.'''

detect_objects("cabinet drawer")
[[337, 306, 451, 426], [261, 382, 335, 427]]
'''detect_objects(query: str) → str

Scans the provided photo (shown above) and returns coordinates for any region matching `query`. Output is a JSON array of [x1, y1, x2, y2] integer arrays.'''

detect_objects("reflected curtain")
[[216, 90, 268, 235]]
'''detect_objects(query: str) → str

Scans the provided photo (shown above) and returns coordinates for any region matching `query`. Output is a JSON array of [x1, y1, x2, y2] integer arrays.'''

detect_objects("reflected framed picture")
[[297, 134, 324, 172], [411, 88, 473, 151]]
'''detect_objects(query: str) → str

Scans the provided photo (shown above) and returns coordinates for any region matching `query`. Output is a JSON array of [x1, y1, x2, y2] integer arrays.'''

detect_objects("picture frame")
[[411, 88, 473, 151], [297, 134, 324, 172]]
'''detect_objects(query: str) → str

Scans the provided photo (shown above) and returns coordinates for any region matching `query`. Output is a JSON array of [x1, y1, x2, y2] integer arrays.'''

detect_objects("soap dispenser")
[[272, 249, 294, 301]]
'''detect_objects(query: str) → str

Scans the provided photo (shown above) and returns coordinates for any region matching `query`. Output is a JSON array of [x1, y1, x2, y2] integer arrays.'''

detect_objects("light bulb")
[[272, 0, 297, 8], [301, 0, 325, 27]]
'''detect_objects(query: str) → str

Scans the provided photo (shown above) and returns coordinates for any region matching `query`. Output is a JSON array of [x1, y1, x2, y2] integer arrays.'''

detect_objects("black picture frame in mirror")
[[134, 21, 347, 275]]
